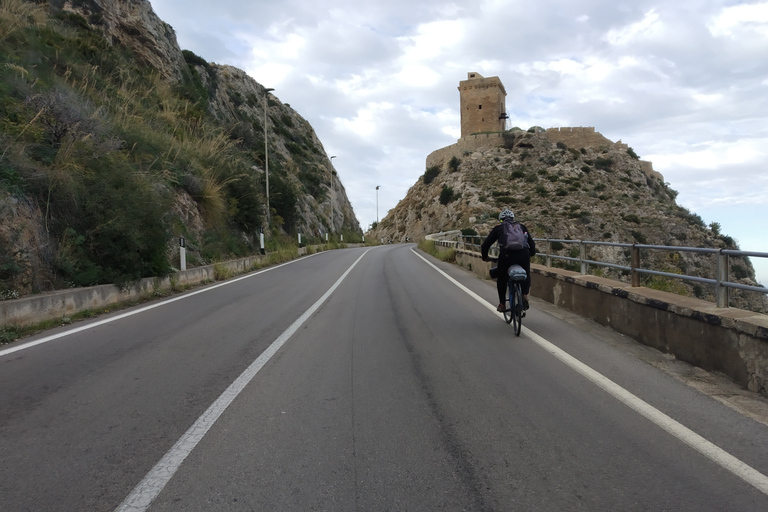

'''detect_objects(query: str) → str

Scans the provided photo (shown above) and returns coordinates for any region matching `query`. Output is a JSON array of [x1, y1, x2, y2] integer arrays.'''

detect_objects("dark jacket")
[[481, 220, 536, 260]]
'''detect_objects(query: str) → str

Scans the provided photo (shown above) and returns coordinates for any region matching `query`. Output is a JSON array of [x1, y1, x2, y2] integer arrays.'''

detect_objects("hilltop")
[[0, 0, 360, 297], [370, 129, 766, 313]]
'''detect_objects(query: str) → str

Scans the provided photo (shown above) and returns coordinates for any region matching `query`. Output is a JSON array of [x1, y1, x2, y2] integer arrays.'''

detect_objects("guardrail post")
[[580, 241, 587, 275], [546, 239, 552, 268], [631, 245, 640, 287], [716, 250, 729, 308]]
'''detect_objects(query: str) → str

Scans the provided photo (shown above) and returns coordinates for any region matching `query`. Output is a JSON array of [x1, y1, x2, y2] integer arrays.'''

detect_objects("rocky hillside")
[[370, 130, 766, 312], [0, 0, 360, 297]]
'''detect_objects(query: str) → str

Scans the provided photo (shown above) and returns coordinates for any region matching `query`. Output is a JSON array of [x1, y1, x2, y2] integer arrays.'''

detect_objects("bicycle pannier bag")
[[507, 265, 527, 281], [499, 221, 528, 251]]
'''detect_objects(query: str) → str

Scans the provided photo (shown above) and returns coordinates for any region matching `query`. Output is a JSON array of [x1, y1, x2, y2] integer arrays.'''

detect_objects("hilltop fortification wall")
[[544, 127, 618, 150], [426, 133, 504, 169], [426, 127, 662, 181]]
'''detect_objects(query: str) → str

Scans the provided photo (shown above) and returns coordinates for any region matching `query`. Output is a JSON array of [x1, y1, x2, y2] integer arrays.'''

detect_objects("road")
[[2, 244, 768, 511]]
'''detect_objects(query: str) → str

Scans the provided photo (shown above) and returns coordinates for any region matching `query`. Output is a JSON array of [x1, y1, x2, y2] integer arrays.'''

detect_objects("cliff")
[[0, 0, 361, 297]]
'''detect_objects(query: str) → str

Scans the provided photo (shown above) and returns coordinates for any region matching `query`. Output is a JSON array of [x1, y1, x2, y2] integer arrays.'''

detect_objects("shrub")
[[439, 186, 455, 205], [511, 169, 526, 179], [631, 230, 647, 244], [448, 156, 461, 172], [556, 141, 567, 149], [535, 185, 549, 197], [731, 265, 749, 279], [623, 213, 641, 224], [594, 157, 613, 170], [627, 147, 640, 159], [423, 165, 440, 184], [502, 132, 516, 150], [581, 165, 592, 173]]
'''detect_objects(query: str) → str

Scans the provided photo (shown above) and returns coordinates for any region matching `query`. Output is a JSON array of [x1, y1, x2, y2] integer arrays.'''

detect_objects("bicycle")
[[490, 259, 527, 336]]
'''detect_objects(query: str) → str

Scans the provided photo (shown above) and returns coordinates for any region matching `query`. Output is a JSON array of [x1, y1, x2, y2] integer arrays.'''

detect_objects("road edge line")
[[410, 247, 768, 496]]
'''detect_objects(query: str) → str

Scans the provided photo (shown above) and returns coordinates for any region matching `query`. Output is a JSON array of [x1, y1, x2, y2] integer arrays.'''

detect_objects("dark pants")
[[496, 250, 531, 303]]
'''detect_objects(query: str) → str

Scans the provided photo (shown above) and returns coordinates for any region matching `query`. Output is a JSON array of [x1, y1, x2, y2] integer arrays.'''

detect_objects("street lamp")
[[264, 87, 274, 227], [376, 185, 380, 224], [329, 156, 336, 236]]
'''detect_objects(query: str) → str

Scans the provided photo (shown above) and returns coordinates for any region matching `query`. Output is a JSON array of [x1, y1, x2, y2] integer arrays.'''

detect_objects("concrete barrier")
[[453, 249, 768, 397], [0, 244, 366, 329], [0, 255, 262, 327]]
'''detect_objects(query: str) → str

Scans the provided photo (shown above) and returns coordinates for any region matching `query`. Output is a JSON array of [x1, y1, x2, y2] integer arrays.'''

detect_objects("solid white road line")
[[411, 248, 768, 497], [115, 249, 370, 512], [0, 254, 321, 358]]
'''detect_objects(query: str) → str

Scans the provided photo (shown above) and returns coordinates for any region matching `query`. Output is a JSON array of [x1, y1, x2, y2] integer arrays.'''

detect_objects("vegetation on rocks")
[[0, 0, 361, 299]]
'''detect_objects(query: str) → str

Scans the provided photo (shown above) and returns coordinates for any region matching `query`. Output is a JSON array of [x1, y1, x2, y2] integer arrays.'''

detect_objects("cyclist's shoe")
[[497, 302, 507, 312], [523, 298, 530, 310]]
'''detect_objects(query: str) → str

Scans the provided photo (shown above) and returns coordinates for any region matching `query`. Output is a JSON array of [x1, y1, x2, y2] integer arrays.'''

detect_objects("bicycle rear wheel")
[[512, 283, 523, 336], [503, 280, 513, 324]]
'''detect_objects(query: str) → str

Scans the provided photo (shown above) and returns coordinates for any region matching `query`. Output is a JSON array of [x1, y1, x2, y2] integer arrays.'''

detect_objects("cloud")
[[148, 0, 768, 255], [708, 2, 768, 38]]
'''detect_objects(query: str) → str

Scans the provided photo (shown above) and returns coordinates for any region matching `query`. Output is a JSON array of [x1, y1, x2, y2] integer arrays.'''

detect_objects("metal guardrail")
[[447, 235, 767, 308]]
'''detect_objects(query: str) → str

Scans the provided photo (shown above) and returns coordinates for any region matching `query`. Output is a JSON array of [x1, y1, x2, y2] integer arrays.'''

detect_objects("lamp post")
[[264, 87, 274, 227], [329, 156, 336, 237], [376, 185, 380, 224]]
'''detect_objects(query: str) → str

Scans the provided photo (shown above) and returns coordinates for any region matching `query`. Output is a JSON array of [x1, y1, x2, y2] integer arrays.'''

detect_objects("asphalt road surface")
[[2, 244, 768, 511]]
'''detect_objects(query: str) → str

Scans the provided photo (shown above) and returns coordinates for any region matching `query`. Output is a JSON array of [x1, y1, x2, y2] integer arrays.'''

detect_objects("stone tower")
[[459, 72, 507, 138]]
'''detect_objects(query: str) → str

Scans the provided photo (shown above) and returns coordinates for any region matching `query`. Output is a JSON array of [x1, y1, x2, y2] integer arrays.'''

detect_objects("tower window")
[[478, 105, 482, 109]]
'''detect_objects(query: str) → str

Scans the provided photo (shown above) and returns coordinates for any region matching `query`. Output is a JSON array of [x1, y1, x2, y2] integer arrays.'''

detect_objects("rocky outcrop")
[[0, 193, 52, 296], [370, 131, 767, 313], [63, 0, 189, 82]]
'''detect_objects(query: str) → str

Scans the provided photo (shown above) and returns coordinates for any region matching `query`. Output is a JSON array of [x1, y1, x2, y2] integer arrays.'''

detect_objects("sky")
[[149, 0, 768, 285]]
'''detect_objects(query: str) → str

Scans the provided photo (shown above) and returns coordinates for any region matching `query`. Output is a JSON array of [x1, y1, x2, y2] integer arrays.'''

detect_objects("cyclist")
[[481, 209, 536, 312]]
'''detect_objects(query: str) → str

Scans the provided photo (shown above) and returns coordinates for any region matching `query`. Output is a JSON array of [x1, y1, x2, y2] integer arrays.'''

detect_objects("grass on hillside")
[[0, 1, 301, 296]]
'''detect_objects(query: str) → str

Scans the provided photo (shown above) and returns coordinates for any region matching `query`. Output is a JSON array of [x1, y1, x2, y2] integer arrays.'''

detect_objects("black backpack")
[[499, 221, 528, 251]]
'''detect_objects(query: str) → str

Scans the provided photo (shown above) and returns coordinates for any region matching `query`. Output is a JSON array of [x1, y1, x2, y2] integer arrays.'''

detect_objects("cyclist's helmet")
[[499, 208, 515, 221]]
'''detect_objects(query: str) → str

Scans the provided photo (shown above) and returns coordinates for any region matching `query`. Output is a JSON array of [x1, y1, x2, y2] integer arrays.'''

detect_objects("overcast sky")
[[149, 0, 768, 285]]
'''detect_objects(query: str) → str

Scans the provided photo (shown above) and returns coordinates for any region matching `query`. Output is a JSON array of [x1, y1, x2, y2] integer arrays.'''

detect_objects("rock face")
[[0, 193, 51, 297], [370, 130, 767, 313], [194, 64, 359, 237], [63, 0, 360, 239], [64, 0, 189, 82], [0, 0, 361, 298]]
